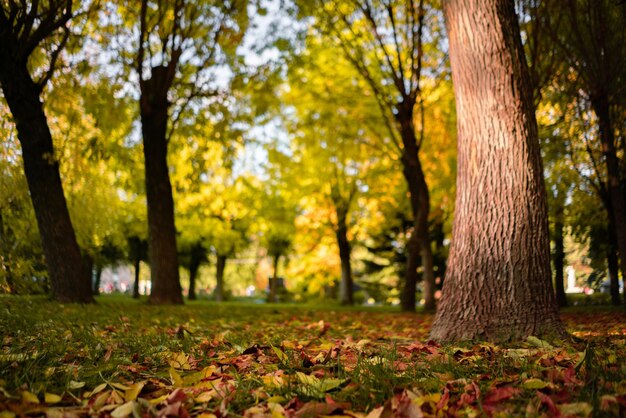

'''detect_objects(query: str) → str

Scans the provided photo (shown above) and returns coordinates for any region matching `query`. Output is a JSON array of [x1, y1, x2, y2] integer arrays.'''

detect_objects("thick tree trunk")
[[336, 209, 353, 305], [0, 56, 92, 303], [268, 254, 280, 303], [552, 202, 567, 307], [398, 115, 436, 312], [140, 67, 183, 305], [214, 254, 227, 302], [431, 0, 564, 341], [592, 95, 626, 310], [133, 257, 141, 299]]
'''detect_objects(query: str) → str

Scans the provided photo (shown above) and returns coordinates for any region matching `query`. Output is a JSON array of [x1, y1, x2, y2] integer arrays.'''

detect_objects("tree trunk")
[[607, 213, 621, 306], [140, 66, 183, 305], [214, 254, 227, 302], [552, 201, 567, 307], [0, 210, 14, 294], [268, 254, 280, 303], [336, 209, 353, 305], [430, 0, 564, 341], [0, 57, 92, 303], [188, 260, 199, 301], [133, 257, 141, 299], [93, 264, 103, 296], [591, 95, 626, 310], [398, 113, 435, 312], [421, 239, 436, 311]]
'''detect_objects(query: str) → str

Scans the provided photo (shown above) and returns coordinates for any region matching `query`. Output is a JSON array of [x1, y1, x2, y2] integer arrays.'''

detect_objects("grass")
[[0, 295, 625, 417]]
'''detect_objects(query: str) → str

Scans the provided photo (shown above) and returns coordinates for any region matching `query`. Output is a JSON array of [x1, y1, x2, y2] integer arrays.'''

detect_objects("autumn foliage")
[[0, 297, 625, 417]]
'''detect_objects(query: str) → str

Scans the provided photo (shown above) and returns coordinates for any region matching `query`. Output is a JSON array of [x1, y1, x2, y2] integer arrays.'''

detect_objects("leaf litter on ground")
[[0, 296, 625, 417]]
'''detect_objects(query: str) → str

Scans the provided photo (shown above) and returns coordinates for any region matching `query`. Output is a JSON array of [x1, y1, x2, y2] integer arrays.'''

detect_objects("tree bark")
[[140, 66, 183, 305], [552, 200, 567, 307], [0, 52, 92, 303], [430, 0, 564, 341], [591, 95, 626, 309], [133, 257, 141, 299], [336, 208, 354, 305], [214, 254, 227, 302], [398, 111, 436, 312]]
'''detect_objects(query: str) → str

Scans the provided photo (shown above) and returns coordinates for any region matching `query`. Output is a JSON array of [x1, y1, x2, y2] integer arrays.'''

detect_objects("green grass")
[[0, 295, 625, 417]]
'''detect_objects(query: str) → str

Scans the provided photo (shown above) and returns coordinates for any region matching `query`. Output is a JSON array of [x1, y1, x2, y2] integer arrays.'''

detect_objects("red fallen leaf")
[[537, 391, 561, 417], [563, 367, 583, 386], [483, 386, 521, 404], [459, 381, 481, 406], [437, 387, 450, 410], [391, 390, 423, 418], [157, 400, 190, 418], [295, 400, 351, 418], [166, 388, 187, 404]]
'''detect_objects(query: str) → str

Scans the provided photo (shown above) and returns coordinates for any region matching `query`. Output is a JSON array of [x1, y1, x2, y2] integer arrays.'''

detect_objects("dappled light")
[[1, 0, 626, 416]]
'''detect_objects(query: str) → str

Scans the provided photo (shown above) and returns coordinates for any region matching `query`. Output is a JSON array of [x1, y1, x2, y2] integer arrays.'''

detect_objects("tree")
[[300, 0, 446, 311], [543, 0, 626, 308], [430, 0, 564, 341], [116, 0, 250, 304], [281, 39, 376, 305], [0, 1, 94, 302]]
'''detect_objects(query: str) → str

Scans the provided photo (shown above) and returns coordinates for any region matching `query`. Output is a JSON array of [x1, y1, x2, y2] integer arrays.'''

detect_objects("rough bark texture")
[[214, 254, 226, 302], [592, 96, 626, 309], [430, 0, 564, 341], [336, 207, 353, 306], [552, 201, 567, 307], [398, 110, 436, 312], [0, 48, 92, 303], [141, 66, 183, 305]]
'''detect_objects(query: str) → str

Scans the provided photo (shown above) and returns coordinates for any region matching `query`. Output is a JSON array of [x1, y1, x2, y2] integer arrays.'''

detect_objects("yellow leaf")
[[90, 383, 108, 397], [184, 365, 216, 387], [44, 392, 62, 404], [197, 414, 218, 418], [526, 336, 554, 350], [111, 401, 136, 418], [148, 394, 168, 405], [110, 382, 130, 391], [271, 345, 288, 362], [169, 367, 183, 387], [523, 378, 549, 390], [267, 395, 286, 403], [92, 390, 110, 409], [169, 352, 191, 370], [21, 390, 39, 403], [195, 390, 215, 403], [68, 380, 85, 390], [124, 381, 145, 401], [558, 402, 593, 417], [0, 412, 16, 418]]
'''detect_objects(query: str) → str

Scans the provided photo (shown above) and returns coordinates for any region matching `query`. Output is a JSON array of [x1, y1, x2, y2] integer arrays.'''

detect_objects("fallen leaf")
[[21, 390, 39, 404], [44, 392, 62, 404], [124, 381, 145, 401], [111, 401, 136, 418], [523, 378, 550, 390]]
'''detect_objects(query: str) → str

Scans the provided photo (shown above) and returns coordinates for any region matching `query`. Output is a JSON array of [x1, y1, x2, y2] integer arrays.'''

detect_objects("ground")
[[0, 296, 625, 417]]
